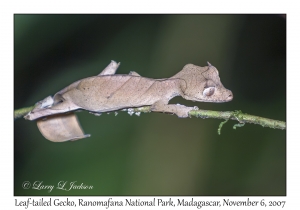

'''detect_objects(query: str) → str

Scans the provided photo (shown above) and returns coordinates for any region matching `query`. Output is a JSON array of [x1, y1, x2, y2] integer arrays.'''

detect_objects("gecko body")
[[25, 61, 233, 142]]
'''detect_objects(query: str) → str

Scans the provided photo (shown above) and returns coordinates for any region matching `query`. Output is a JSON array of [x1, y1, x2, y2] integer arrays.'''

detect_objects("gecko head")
[[179, 63, 233, 103]]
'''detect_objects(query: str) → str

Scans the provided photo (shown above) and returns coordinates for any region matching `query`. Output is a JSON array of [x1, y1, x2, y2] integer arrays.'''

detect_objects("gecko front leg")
[[151, 100, 199, 118]]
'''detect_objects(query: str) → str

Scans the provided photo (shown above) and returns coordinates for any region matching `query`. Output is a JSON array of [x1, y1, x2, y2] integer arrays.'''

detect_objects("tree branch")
[[127, 106, 286, 132], [14, 106, 35, 120], [14, 106, 286, 132]]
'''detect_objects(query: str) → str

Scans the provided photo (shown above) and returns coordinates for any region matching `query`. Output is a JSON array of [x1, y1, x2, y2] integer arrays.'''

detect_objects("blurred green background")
[[14, 15, 286, 196]]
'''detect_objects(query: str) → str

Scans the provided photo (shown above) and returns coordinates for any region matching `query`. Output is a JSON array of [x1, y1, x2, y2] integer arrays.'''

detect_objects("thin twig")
[[14, 106, 286, 131], [129, 107, 286, 130], [14, 106, 35, 120]]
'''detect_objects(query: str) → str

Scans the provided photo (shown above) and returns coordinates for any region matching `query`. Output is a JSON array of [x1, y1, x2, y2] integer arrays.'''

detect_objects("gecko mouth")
[[226, 93, 233, 101], [202, 93, 233, 103]]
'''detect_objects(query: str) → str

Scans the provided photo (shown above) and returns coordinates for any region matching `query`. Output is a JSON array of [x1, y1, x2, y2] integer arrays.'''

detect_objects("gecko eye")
[[203, 87, 215, 96]]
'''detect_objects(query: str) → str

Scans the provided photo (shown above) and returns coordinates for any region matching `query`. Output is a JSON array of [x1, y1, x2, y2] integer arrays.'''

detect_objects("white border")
[[3, 0, 298, 209]]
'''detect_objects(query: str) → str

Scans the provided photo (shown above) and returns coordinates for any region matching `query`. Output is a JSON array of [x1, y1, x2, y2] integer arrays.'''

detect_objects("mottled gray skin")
[[60, 76, 182, 112], [25, 61, 233, 121]]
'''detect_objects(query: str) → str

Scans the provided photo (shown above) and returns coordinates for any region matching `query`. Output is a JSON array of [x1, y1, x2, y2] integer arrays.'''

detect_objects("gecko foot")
[[151, 102, 197, 118], [175, 105, 197, 118]]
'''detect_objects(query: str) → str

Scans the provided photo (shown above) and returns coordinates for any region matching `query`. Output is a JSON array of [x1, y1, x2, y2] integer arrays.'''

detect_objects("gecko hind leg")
[[25, 100, 80, 121], [98, 60, 120, 76]]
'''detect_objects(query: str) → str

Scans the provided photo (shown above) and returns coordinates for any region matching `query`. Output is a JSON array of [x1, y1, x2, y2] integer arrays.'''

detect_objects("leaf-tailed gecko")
[[24, 61, 233, 142]]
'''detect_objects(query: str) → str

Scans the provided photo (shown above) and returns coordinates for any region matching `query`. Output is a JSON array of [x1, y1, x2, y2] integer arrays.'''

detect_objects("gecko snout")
[[226, 91, 233, 101]]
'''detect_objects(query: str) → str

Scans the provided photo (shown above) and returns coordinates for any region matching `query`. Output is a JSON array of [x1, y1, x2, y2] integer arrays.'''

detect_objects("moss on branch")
[[14, 105, 286, 131]]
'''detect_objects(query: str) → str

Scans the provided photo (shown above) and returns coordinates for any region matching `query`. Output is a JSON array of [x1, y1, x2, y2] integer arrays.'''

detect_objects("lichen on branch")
[[14, 106, 286, 131]]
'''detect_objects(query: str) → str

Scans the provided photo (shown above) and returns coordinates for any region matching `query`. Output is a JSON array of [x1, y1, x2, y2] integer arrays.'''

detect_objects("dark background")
[[14, 14, 286, 195]]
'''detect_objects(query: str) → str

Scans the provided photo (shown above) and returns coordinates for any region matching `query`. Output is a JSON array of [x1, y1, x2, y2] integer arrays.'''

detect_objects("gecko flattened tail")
[[37, 113, 90, 142]]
